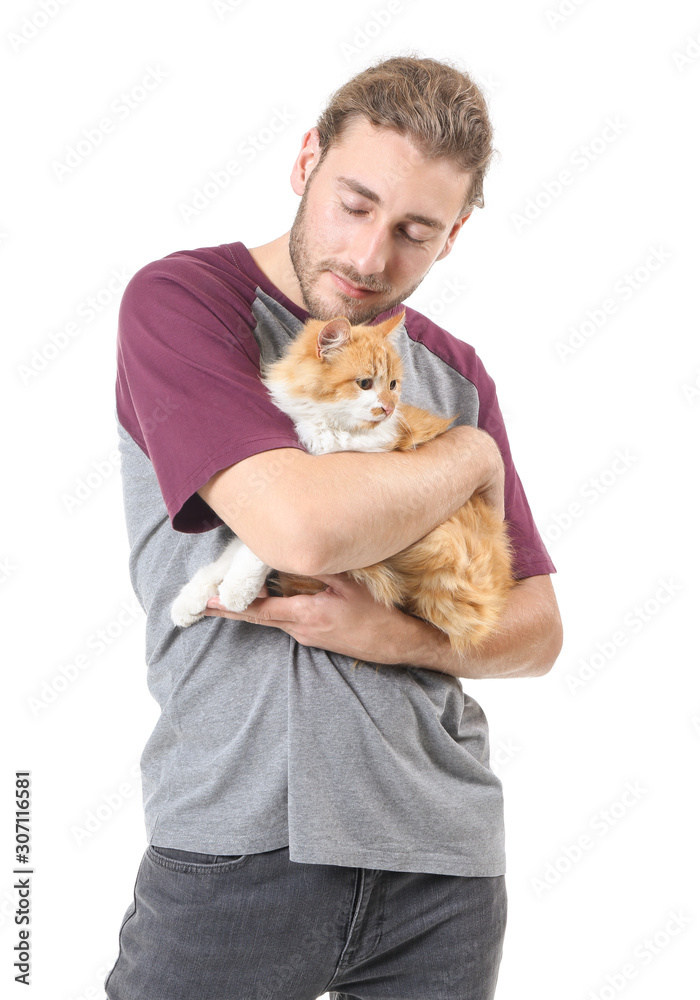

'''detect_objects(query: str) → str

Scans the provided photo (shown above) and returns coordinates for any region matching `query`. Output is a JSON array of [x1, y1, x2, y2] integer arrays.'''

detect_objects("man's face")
[[288, 118, 472, 323]]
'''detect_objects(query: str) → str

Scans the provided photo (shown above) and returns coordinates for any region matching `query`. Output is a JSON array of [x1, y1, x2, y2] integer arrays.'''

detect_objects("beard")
[[288, 178, 428, 324]]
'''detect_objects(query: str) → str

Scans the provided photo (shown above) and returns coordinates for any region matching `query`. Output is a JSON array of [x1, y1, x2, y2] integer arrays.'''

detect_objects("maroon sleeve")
[[472, 359, 556, 580], [115, 255, 305, 533], [402, 307, 555, 580]]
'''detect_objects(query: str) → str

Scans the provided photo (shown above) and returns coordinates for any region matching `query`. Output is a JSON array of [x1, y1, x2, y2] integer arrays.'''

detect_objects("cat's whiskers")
[[393, 407, 418, 450]]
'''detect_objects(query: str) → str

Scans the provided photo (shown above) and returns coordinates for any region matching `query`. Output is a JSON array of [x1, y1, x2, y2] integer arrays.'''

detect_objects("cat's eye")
[[356, 377, 373, 390], [389, 380, 397, 390]]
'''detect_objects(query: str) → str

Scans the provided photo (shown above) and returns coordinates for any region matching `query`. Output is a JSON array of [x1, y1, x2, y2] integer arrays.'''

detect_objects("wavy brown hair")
[[315, 55, 496, 211]]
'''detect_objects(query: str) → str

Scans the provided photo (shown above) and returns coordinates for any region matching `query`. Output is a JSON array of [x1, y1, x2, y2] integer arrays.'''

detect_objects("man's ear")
[[291, 127, 322, 196], [435, 211, 472, 262]]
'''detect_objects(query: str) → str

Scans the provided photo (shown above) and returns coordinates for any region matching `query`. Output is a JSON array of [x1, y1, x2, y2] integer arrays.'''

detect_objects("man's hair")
[[315, 55, 495, 211]]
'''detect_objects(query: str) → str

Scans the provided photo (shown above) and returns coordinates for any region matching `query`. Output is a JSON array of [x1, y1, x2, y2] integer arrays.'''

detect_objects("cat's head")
[[263, 308, 406, 433]]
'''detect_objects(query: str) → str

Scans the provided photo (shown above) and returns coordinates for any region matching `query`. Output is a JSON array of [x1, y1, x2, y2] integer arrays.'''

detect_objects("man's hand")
[[473, 433, 505, 520], [203, 573, 413, 666]]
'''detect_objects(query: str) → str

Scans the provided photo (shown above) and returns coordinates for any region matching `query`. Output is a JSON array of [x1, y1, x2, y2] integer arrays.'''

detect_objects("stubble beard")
[[288, 181, 427, 324]]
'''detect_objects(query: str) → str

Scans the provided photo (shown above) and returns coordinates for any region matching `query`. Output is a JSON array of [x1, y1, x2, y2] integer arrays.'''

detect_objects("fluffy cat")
[[170, 309, 514, 655]]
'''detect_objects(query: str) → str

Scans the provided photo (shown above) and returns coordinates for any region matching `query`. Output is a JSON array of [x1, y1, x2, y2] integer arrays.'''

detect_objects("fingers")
[[203, 592, 304, 626]]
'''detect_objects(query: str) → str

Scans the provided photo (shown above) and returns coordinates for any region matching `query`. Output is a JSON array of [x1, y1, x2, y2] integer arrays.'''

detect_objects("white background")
[[1, 1, 699, 998]]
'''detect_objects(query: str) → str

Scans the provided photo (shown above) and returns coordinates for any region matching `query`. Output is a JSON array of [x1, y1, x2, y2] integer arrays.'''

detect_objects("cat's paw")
[[217, 575, 265, 613], [170, 602, 205, 628], [170, 580, 220, 628]]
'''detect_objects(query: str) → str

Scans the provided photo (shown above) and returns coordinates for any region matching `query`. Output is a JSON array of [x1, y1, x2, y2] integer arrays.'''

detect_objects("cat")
[[170, 308, 514, 656]]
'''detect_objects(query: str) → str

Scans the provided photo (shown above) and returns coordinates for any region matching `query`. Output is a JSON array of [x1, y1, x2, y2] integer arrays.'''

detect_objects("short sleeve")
[[115, 257, 305, 533], [476, 363, 556, 580]]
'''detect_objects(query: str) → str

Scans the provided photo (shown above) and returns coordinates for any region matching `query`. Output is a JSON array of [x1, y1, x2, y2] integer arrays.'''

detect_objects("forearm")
[[390, 575, 563, 679], [199, 425, 502, 577], [300, 425, 502, 575]]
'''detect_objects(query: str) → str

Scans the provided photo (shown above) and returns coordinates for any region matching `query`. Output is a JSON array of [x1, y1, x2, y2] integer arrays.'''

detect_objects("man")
[[106, 56, 562, 1000]]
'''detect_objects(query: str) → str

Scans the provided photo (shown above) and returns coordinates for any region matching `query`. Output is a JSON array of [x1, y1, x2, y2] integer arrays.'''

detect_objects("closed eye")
[[399, 229, 429, 245], [341, 203, 367, 217], [340, 203, 430, 245]]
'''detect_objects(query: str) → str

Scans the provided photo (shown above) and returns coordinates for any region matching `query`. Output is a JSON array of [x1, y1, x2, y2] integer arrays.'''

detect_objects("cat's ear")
[[372, 308, 406, 341], [316, 316, 352, 360]]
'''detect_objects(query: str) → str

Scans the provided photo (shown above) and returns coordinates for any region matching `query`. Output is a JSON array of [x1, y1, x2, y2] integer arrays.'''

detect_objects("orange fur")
[[266, 310, 514, 659]]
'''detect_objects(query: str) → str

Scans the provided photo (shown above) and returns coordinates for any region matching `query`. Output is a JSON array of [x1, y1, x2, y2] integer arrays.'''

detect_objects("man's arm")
[[392, 573, 563, 678], [203, 572, 563, 679], [197, 424, 504, 577]]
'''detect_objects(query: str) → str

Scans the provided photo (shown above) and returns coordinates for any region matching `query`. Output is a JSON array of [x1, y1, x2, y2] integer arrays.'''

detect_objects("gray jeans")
[[105, 844, 506, 1000]]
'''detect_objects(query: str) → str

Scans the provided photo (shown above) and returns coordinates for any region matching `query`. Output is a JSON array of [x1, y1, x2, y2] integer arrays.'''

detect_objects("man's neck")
[[248, 233, 306, 310]]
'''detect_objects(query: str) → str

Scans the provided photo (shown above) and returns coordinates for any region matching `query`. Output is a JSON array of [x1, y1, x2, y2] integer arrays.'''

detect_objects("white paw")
[[170, 602, 204, 628], [170, 580, 220, 628], [217, 575, 265, 613]]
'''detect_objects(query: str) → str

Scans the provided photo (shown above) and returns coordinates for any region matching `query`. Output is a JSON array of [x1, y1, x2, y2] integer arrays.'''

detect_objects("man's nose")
[[348, 224, 390, 277]]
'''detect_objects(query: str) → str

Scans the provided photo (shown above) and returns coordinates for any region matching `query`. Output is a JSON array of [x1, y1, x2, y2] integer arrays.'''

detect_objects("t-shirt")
[[115, 241, 556, 877]]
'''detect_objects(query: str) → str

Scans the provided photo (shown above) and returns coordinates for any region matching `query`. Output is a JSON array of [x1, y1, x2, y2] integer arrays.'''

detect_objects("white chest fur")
[[295, 414, 399, 455], [265, 379, 400, 455]]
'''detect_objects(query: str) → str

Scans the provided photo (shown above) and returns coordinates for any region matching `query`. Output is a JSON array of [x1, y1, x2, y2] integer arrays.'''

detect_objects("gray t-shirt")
[[115, 241, 555, 877]]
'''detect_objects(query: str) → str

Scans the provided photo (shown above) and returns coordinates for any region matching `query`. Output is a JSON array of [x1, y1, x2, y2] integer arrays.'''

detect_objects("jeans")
[[104, 844, 506, 1000]]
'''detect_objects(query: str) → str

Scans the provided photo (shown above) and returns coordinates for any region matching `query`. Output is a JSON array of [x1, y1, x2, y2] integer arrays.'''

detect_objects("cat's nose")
[[382, 402, 394, 417]]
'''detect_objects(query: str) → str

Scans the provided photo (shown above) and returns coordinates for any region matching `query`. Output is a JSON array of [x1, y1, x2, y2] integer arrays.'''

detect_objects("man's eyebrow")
[[337, 176, 446, 232]]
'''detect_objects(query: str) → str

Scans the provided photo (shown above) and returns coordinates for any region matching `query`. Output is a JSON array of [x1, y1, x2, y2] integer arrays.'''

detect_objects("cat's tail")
[[346, 562, 405, 607], [413, 574, 514, 654], [385, 497, 515, 654]]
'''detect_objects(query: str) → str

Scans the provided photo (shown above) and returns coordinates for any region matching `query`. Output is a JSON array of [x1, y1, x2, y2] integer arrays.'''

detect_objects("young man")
[[106, 57, 562, 1000]]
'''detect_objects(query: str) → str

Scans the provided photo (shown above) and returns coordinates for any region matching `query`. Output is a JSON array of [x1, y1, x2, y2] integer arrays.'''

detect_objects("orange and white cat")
[[171, 309, 513, 653]]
